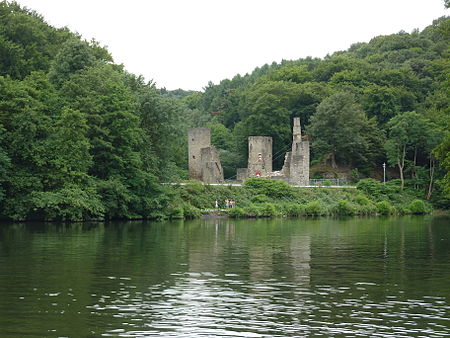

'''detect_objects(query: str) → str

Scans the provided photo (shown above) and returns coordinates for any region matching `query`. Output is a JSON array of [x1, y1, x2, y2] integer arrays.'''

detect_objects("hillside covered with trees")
[[0, 1, 449, 221], [181, 13, 450, 208]]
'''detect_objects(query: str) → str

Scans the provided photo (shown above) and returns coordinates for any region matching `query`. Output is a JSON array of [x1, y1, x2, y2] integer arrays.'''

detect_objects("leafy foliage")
[[308, 92, 374, 167], [0, 3, 185, 221], [186, 16, 449, 204], [0, 3, 448, 220], [243, 178, 293, 198]]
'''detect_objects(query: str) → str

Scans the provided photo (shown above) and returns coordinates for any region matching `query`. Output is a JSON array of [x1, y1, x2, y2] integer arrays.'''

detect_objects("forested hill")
[[0, 1, 449, 221], [186, 16, 450, 201], [0, 2, 188, 220]]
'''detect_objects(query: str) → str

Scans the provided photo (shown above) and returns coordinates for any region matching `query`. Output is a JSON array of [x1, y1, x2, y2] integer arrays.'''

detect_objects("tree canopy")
[[0, 1, 448, 220]]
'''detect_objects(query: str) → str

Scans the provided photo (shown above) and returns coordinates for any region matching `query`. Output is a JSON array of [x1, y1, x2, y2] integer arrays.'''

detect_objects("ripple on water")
[[83, 275, 450, 337]]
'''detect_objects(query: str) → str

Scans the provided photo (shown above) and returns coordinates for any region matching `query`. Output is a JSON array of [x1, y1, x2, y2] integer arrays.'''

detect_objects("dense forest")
[[0, 1, 449, 221]]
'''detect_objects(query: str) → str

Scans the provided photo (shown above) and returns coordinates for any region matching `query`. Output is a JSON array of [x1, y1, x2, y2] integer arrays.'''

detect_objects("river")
[[0, 216, 449, 337]]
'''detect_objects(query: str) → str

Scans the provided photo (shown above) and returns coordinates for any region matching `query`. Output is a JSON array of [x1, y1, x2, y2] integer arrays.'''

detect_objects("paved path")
[[162, 182, 356, 189]]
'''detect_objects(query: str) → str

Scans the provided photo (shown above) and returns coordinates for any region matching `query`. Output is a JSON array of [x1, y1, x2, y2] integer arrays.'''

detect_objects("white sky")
[[16, 0, 448, 91]]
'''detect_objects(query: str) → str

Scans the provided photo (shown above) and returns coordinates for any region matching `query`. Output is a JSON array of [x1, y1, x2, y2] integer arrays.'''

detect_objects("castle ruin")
[[188, 118, 309, 185], [188, 128, 224, 183], [281, 117, 310, 186], [236, 118, 309, 185]]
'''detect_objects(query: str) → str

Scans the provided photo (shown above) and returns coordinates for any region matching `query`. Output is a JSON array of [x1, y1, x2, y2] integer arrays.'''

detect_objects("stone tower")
[[201, 146, 224, 184], [188, 128, 211, 181], [286, 117, 309, 185], [188, 128, 224, 183], [247, 136, 272, 177]]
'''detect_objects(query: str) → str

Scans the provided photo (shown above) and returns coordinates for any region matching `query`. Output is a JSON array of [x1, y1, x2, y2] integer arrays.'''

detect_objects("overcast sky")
[[16, 0, 448, 91]]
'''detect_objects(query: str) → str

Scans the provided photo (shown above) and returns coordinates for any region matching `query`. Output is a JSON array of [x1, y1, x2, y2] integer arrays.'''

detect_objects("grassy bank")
[[164, 178, 434, 219]]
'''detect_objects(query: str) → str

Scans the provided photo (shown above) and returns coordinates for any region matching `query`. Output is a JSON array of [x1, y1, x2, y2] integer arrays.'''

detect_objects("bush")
[[178, 181, 211, 209], [323, 179, 333, 186], [408, 199, 431, 214], [228, 206, 246, 218], [244, 178, 293, 198], [355, 203, 377, 215], [354, 194, 370, 206], [259, 203, 278, 217], [30, 185, 104, 221], [183, 180, 205, 194], [335, 199, 355, 215], [357, 178, 384, 198], [350, 168, 360, 183], [279, 203, 305, 217], [305, 201, 324, 216], [167, 206, 184, 219], [385, 180, 402, 193], [376, 200, 394, 215], [182, 204, 201, 219], [396, 205, 411, 214], [252, 194, 270, 203], [243, 204, 263, 217]]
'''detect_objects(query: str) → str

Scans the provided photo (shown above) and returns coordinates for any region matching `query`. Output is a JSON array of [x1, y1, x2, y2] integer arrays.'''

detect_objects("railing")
[[308, 178, 349, 186]]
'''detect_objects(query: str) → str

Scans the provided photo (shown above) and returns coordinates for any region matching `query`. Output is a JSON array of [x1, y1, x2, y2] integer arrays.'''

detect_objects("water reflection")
[[0, 216, 449, 337]]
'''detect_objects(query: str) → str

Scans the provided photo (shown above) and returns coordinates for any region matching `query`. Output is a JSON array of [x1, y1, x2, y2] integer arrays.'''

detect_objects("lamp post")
[[382, 162, 386, 184]]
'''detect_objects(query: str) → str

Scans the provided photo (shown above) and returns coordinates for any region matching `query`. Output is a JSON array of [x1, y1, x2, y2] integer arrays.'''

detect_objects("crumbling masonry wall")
[[282, 117, 310, 185], [201, 146, 224, 183], [188, 128, 224, 183], [188, 128, 211, 181], [236, 168, 249, 181], [248, 136, 272, 177], [236, 118, 309, 185]]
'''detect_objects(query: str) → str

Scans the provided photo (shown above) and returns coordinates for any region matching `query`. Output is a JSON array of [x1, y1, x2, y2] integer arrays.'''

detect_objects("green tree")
[[435, 133, 450, 197], [0, 124, 10, 204], [48, 39, 96, 88], [425, 126, 444, 199], [60, 64, 170, 218], [136, 82, 185, 180], [0, 73, 56, 219], [237, 80, 314, 168], [385, 111, 430, 189], [307, 92, 370, 168], [0, 1, 72, 79], [361, 85, 416, 124]]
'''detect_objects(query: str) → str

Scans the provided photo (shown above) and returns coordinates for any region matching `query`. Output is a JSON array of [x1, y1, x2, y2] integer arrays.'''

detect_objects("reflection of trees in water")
[[185, 218, 311, 285], [1, 216, 450, 336], [290, 236, 311, 284]]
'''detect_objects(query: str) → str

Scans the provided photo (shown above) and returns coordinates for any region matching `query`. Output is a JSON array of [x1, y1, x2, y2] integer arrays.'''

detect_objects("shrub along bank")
[[165, 178, 433, 219]]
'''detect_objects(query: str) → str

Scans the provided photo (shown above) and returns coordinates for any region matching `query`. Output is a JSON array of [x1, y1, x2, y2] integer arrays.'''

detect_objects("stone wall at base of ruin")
[[248, 136, 272, 177], [236, 168, 249, 182], [281, 151, 292, 177], [201, 146, 224, 183], [289, 140, 309, 186], [188, 128, 211, 181], [188, 118, 309, 185]]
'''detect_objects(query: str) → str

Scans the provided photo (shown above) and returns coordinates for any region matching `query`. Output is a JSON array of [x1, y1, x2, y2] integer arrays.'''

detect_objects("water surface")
[[0, 216, 449, 337]]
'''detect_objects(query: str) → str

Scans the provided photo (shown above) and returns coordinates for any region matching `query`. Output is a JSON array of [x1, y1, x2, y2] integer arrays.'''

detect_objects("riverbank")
[[0, 178, 437, 222], [166, 178, 434, 219]]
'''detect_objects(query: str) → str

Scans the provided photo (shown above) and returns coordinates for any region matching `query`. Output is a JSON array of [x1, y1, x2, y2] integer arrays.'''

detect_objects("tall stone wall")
[[248, 136, 272, 177], [289, 142, 310, 185], [201, 146, 224, 183], [288, 118, 310, 185], [293, 117, 301, 142], [236, 168, 249, 182], [188, 128, 211, 180], [281, 151, 292, 177], [300, 141, 310, 185]]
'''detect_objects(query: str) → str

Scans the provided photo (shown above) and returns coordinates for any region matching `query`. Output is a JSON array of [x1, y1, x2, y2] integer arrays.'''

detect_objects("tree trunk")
[[413, 146, 418, 189], [398, 144, 406, 190], [331, 150, 337, 168], [426, 154, 435, 200]]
